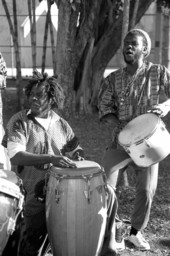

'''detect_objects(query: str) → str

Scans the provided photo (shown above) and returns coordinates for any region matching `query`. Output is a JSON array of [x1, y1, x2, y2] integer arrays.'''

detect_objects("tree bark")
[[55, 0, 80, 118], [27, 0, 36, 70], [2, 0, 23, 110], [41, 6, 49, 73], [13, 0, 23, 110], [129, 0, 140, 30], [32, 0, 36, 70], [47, 1, 57, 75], [55, 0, 102, 118], [121, 0, 130, 49], [76, 38, 95, 114]]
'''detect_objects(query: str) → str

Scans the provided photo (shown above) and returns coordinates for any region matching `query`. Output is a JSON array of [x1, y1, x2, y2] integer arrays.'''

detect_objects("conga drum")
[[46, 160, 108, 256], [0, 169, 24, 256], [118, 113, 170, 167]]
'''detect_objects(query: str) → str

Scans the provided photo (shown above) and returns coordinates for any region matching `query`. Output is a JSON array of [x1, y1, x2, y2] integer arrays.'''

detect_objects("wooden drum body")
[[118, 113, 170, 167], [0, 169, 24, 256], [46, 160, 108, 256]]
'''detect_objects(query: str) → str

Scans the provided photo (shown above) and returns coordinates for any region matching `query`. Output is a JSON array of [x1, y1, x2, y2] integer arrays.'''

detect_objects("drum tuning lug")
[[55, 189, 61, 204], [144, 139, 150, 148], [82, 175, 93, 203], [96, 185, 103, 194], [7, 217, 16, 235], [84, 190, 92, 203], [54, 177, 64, 204], [125, 148, 130, 154], [18, 194, 24, 210], [139, 155, 145, 158]]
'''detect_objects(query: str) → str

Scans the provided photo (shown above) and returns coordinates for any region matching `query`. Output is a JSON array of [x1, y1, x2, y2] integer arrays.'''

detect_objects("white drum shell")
[[118, 114, 170, 167], [0, 125, 11, 170], [0, 173, 24, 256]]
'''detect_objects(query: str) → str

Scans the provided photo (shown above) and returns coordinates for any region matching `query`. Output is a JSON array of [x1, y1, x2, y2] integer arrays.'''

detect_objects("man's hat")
[[125, 29, 152, 58]]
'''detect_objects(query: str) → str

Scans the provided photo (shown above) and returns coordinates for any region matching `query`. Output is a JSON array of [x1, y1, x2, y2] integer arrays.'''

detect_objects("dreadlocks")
[[25, 70, 65, 110]]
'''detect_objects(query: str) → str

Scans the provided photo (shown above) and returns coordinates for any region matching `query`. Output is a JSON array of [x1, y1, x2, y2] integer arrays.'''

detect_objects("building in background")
[[0, 0, 57, 76]]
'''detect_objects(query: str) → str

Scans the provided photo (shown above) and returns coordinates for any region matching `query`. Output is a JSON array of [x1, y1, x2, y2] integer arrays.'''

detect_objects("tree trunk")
[[76, 38, 95, 114], [47, 1, 57, 75], [2, 0, 23, 110], [55, 0, 80, 118], [41, 7, 49, 73], [13, 0, 23, 110], [27, 0, 36, 70], [121, 0, 130, 49], [129, 0, 140, 30], [55, 0, 101, 118], [32, 0, 36, 70]]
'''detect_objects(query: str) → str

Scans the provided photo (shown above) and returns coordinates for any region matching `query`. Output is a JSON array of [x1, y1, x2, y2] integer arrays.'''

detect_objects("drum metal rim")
[[118, 117, 162, 147]]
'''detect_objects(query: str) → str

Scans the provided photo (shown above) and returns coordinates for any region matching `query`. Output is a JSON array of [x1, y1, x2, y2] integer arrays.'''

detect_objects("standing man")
[[98, 29, 170, 251]]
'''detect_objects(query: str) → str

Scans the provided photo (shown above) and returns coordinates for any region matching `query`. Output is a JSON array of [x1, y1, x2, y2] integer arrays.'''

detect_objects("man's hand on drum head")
[[101, 113, 119, 127], [148, 100, 170, 117], [51, 155, 77, 168]]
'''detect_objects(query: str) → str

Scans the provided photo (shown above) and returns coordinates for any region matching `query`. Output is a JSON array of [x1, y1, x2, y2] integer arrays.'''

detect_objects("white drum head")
[[118, 113, 160, 146]]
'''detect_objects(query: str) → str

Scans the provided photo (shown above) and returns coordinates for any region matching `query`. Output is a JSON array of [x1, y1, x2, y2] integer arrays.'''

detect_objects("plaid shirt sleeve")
[[0, 52, 7, 88], [159, 65, 170, 99], [98, 73, 118, 120]]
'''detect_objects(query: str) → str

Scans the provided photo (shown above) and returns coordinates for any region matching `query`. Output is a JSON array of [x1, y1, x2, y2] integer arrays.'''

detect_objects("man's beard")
[[123, 51, 142, 64], [124, 57, 135, 64]]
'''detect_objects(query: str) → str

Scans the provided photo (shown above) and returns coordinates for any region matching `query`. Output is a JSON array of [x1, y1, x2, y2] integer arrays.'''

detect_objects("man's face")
[[123, 34, 145, 64], [28, 83, 51, 117]]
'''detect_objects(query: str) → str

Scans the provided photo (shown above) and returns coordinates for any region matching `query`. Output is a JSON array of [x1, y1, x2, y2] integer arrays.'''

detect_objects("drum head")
[[118, 113, 159, 146], [50, 160, 101, 177]]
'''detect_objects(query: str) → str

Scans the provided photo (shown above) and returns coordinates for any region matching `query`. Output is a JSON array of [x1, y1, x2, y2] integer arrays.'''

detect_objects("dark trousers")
[[103, 147, 158, 231], [18, 210, 48, 256]]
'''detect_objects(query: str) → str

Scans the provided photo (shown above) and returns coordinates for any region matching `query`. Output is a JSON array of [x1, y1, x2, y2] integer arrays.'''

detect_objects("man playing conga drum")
[[98, 29, 170, 251], [2, 70, 118, 256]]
